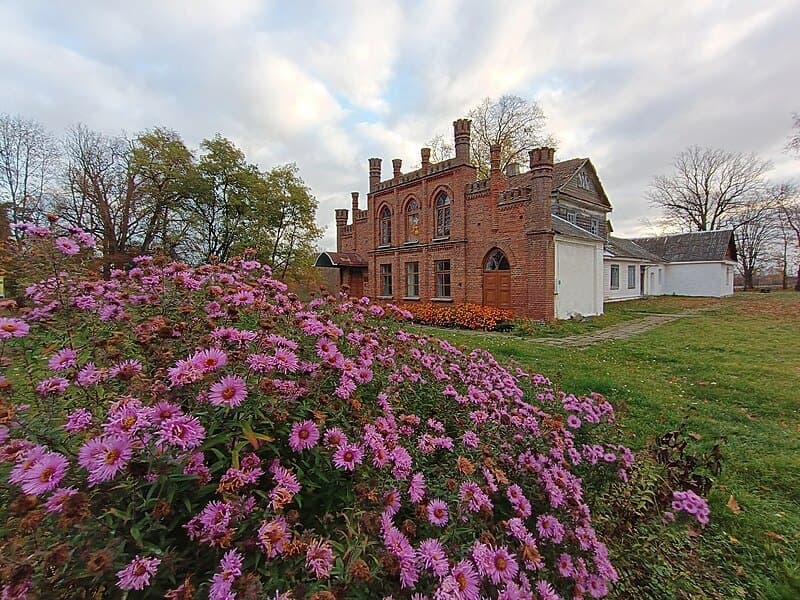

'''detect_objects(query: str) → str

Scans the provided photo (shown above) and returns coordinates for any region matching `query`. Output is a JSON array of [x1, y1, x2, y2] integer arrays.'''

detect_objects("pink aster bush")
[[0, 223, 710, 599]]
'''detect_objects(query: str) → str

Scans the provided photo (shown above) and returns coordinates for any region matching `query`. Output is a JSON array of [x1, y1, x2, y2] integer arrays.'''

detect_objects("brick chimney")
[[351, 191, 359, 214], [527, 147, 555, 232], [489, 144, 503, 196], [420, 148, 431, 173], [453, 119, 471, 163], [368, 158, 382, 192], [392, 158, 402, 179], [335, 209, 349, 228]]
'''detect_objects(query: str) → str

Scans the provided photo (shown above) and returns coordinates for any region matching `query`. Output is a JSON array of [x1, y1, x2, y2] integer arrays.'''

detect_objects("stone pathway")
[[532, 310, 704, 347]]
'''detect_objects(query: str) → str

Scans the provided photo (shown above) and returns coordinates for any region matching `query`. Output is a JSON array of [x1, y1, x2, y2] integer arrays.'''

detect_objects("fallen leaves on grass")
[[726, 495, 742, 514]]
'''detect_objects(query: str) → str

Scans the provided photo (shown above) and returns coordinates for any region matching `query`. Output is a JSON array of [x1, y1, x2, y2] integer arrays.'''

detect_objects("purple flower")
[[426, 499, 448, 526], [109, 359, 143, 380], [76, 362, 107, 387], [20, 451, 68, 495], [257, 516, 290, 558], [567, 414, 582, 429], [44, 486, 78, 513], [159, 414, 205, 450], [48, 348, 77, 371], [306, 539, 334, 579], [64, 408, 93, 433], [35, 376, 69, 396], [332, 443, 364, 471], [418, 538, 449, 576], [408, 472, 426, 504], [209, 549, 242, 599], [209, 375, 248, 407], [54, 236, 81, 255], [192, 348, 228, 372], [289, 420, 320, 452], [116, 555, 160, 591], [78, 435, 132, 485]]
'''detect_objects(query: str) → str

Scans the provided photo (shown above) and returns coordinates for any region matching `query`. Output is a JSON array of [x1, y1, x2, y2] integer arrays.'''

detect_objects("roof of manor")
[[606, 236, 664, 262], [630, 230, 736, 262], [314, 252, 368, 268], [503, 157, 610, 208], [552, 214, 605, 242]]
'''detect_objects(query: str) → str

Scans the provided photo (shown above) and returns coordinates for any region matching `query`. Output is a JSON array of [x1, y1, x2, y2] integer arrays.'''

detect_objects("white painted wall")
[[664, 262, 735, 297], [643, 264, 666, 296], [603, 259, 644, 301], [555, 238, 604, 318]]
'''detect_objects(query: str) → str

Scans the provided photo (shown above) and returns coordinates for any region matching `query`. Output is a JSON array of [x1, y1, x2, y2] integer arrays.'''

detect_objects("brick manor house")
[[315, 119, 734, 321]]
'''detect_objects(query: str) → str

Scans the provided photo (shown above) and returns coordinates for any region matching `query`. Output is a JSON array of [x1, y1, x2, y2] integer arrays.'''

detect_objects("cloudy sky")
[[2, 0, 799, 250]]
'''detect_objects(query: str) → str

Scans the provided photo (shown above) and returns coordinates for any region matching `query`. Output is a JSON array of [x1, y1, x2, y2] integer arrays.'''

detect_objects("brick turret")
[[392, 158, 402, 179], [527, 147, 555, 233], [453, 119, 471, 163], [420, 148, 431, 174], [368, 158, 382, 192], [351, 192, 359, 213]]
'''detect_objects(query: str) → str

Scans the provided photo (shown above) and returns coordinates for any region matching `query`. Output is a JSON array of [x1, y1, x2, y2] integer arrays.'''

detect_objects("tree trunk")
[[795, 262, 800, 291], [743, 269, 753, 290]]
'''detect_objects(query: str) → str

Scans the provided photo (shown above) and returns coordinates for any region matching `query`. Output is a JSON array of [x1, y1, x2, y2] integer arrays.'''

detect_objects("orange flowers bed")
[[399, 302, 513, 331]]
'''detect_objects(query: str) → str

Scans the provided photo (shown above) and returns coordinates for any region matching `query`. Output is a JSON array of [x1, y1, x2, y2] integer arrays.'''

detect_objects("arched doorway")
[[483, 248, 511, 309]]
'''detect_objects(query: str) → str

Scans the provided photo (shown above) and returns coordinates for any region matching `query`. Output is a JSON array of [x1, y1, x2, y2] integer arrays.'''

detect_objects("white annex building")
[[603, 230, 737, 302]]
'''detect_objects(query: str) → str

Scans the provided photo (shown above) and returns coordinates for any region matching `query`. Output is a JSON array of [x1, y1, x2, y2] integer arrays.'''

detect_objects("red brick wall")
[[332, 152, 558, 320]]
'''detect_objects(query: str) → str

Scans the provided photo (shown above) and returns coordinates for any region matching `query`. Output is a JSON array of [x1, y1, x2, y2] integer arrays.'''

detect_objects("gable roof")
[[606, 236, 663, 262], [314, 252, 367, 268], [552, 214, 605, 242], [503, 157, 610, 208], [630, 230, 736, 262]]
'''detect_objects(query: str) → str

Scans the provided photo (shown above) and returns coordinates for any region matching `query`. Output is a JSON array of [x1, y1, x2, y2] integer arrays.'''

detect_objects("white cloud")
[[1, 0, 798, 246]]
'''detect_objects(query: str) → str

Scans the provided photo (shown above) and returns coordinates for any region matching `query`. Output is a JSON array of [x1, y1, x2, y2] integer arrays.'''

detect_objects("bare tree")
[[779, 195, 800, 291], [0, 114, 59, 236], [468, 95, 554, 179], [733, 185, 791, 289], [425, 133, 454, 163], [787, 113, 800, 155], [57, 124, 145, 273], [647, 146, 771, 231]]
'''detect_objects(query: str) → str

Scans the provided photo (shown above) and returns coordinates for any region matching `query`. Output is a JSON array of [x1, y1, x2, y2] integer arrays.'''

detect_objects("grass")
[[417, 291, 800, 599]]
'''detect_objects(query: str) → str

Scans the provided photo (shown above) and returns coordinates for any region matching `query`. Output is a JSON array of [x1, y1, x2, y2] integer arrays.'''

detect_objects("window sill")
[[403, 240, 419, 245], [377, 295, 394, 300], [402, 296, 420, 301], [430, 297, 453, 302], [377, 245, 391, 249], [432, 236, 450, 242]]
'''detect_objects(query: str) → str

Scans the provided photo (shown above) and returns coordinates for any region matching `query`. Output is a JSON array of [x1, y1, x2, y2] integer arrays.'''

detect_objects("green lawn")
[[418, 292, 800, 599]]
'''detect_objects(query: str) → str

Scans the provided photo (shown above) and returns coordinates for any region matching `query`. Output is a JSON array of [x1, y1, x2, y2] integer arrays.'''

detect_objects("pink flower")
[[536, 514, 565, 544], [323, 427, 347, 448], [209, 549, 242, 599], [450, 560, 480, 600], [116, 555, 160, 591], [567, 414, 582, 429], [0, 317, 29, 339], [332, 443, 364, 471], [408, 472, 426, 504], [272, 348, 300, 374], [258, 516, 290, 558], [159, 414, 206, 450], [48, 348, 77, 371], [209, 375, 248, 407], [20, 452, 68, 495], [417, 538, 449, 576], [383, 488, 401, 517], [76, 362, 106, 387], [78, 435, 132, 485], [35, 376, 69, 396], [306, 539, 334, 579], [192, 348, 228, 372], [426, 499, 448, 526], [109, 359, 143, 380], [44, 487, 78, 513], [289, 420, 320, 452], [54, 236, 81, 255], [64, 408, 93, 432]]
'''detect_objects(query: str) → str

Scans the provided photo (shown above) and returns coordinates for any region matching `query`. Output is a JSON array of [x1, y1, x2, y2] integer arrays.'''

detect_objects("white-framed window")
[[566, 209, 577, 224], [406, 262, 419, 297], [610, 264, 620, 290], [589, 218, 599, 235], [658, 269, 662, 285], [406, 198, 419, 242], [380, 263, 393, 296], [435, 193, 451, 238], [577, 170, 593, 191], [628, 265, 636, 289], [379, 206, 392, 246], [435, 260, 451, 297]]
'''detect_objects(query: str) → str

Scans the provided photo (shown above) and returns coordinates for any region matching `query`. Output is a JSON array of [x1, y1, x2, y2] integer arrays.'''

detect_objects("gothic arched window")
[[435, 192, 450, 238], [379, 206, 392, 246], [406, 198, 419, 242], [484, 248, 510, 271]]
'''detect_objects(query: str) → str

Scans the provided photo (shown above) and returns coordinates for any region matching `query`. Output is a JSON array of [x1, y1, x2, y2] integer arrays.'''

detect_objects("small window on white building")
[[566, 209, 577, 224], [628, 265, 636, 289], [658, 269, 662, 285], [727, 266, 733, 285], [610, 265, 620, 290]]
